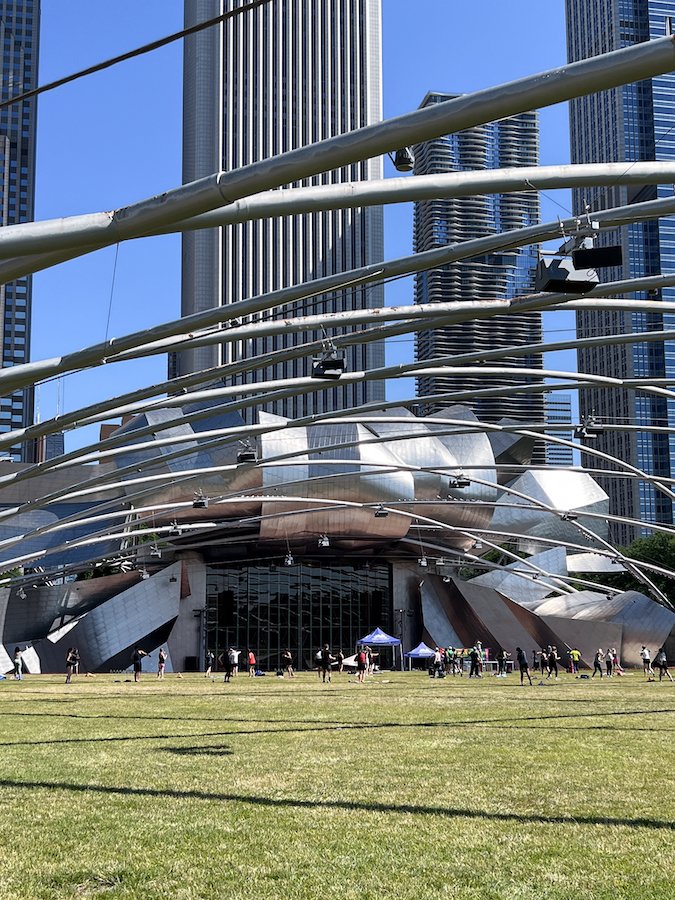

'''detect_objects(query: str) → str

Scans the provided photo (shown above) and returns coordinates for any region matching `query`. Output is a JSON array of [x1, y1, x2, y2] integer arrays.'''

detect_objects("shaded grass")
[[0, 672, 673, 899]]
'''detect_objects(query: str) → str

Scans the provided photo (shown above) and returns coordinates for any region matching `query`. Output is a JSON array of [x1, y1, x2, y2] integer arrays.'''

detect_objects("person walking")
[[65, 647, 77, 684], [654, 648, 673, 682], [319, 644, 334, 683], [640, 646, 655, 679], [569, 647, 581, 674], [336, 649, 344, 674], [13, 647, 22, 680], [281, 648, 294, 678], [204, 650, 215, 677], [219, 650, 233, 683], [516, 647, 533, 685], [592, 648, 604, 678], [247, 649, 256, 677], [157, 647, 167, 679], [539, 649, 548, 677], [132, 648, 149, 682]]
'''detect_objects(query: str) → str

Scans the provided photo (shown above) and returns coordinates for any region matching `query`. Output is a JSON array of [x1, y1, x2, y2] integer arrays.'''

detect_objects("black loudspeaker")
[[535, 257, 599, 294], [572, 245, 623, 269]]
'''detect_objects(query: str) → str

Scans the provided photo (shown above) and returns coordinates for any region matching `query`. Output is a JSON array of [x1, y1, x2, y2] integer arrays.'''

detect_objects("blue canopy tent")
[[357, 627, 402, 670], [404, 641, 436, 671]]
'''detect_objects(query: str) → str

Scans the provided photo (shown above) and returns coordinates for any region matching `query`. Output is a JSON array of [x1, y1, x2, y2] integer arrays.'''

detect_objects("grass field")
[[0, 669, 673, 899]]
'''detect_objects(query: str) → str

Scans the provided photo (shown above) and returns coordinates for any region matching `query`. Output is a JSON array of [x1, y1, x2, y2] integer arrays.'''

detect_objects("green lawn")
[[0, 670, 673, 899]]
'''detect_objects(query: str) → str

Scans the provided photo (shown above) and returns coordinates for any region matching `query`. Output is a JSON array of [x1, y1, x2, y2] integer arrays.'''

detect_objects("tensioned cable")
[[104, 244, 120, 343], [0, 0, 272, 112]]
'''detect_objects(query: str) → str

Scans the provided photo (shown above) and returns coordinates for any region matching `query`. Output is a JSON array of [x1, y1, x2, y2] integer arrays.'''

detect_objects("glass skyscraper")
[[566, 0, 675, 544], [544, 392, 574, 467], [0, 1, 38, 461], [412, 94, 544, 441], [177, 0, 384, 421]]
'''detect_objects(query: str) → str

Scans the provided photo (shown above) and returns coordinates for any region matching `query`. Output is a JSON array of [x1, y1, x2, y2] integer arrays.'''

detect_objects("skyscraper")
[[544, 392, 574, 467], [0, 1, 39, 461], [178, 0, 384, 420], [412, 93, 544, 438], [566, 0, 675, 543]]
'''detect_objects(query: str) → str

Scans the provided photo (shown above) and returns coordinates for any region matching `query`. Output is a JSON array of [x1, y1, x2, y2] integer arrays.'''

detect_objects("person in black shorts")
[[516, 647, 532, 685], [356, 646, 367, 683], [132, 648, 148, 682], [319, 644, 334, 683]]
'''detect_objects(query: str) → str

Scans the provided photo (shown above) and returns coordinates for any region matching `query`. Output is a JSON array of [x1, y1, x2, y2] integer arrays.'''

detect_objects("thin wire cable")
[[104, 244, 120, 343], [0, 0, 272, 112]]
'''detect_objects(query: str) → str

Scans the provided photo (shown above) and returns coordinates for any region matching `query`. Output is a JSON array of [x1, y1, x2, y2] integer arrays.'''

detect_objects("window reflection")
[[205, 561, 391, 671]]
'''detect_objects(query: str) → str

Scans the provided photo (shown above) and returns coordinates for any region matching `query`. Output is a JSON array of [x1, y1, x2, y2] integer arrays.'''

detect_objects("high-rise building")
[[566, 0, 675, 543], [0, 1, 39, 461], [412, 93, 544, 445], [177, 0, 384, 420], [544, 392, 574, 467]]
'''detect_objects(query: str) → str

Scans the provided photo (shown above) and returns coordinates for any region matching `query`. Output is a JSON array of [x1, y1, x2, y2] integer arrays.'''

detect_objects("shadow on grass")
[[163, 744, 233, 757], [0, 777, 671, 831], [0, 705, 673, 748]]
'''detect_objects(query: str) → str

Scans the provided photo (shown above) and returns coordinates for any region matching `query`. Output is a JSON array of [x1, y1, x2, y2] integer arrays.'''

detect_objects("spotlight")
[[139, 569, 150, 581], [560, 512, 578, 522], [169, 522, 182, 537], [237, 442, 258, 463], [318, 534, 330, 549], [418, 556, 428, 568], [391, 147, 415, 171], [284, 552, 294, 567], [374, 505, 389, 518], [150, 546, 162, 559], [18, 586, 26, 600], [442, 575, 451, 583], [473, 540, 484, 550], [449, 474, 471, 489], [193, 492, 208, 509], [574, 416, 603, 439]]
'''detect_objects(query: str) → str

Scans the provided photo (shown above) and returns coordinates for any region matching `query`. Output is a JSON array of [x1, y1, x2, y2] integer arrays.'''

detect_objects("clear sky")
[[32, 1, 574, 447]]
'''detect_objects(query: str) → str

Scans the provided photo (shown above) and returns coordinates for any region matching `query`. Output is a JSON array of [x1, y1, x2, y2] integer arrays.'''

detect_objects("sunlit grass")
[[0, 670, 673, 898]]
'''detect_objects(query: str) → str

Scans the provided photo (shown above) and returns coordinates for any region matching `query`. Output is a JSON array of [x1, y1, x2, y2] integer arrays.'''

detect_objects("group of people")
[[640, 645, 673, 682], [591, 647, 624, 678], [8, 640, 673, 683]]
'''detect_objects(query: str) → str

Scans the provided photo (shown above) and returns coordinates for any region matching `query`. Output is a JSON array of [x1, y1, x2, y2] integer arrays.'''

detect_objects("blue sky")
[[32, 1, 574, 444]]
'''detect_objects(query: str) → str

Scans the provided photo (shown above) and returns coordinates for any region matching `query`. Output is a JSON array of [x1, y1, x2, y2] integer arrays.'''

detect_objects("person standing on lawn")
[[157, 647, 167, 680], [516, 647, 533, 685], [281, 649, 294, 678], [592, 648, 604, 678], [65, 647, 77, 684], [205, 650, 215, 677], [356, 646, 367, 683], [640, 646, 654, 679], [319, 644, 334, 683], [132, 648, 149, 683], [247, 649, 256, 677], [547, 646, 559, 679], [654, 648, 673, 682]]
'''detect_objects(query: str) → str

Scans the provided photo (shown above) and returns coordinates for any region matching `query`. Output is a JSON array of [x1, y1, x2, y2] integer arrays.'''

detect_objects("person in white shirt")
[[640, 646, 654, 679]]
